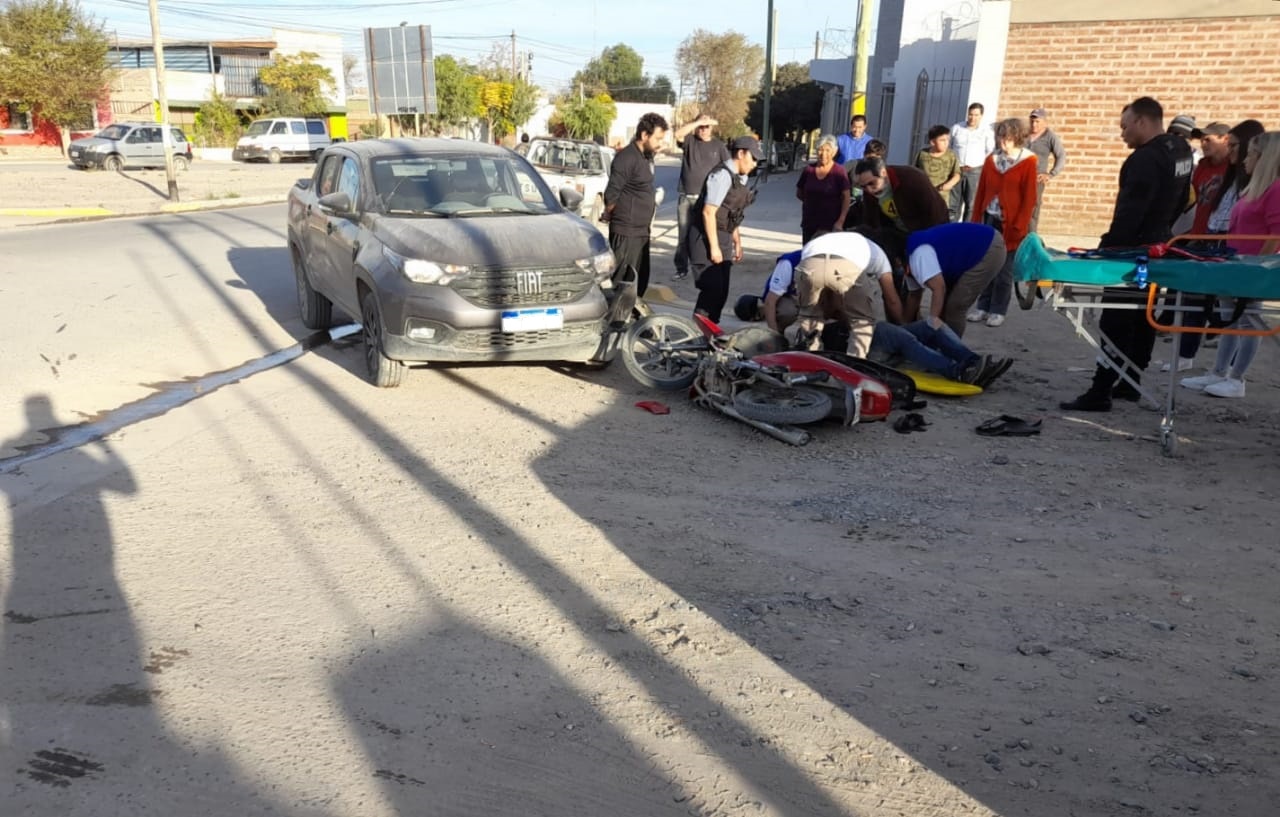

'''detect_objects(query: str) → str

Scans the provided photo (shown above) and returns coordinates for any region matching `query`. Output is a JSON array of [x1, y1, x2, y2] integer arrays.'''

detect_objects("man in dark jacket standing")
[[1060, 96, 1193, 412], [849, 157, 950, 269], [687, 136, 763, 321], [671, 114, 730, 280], [603, 112, 669, 296]]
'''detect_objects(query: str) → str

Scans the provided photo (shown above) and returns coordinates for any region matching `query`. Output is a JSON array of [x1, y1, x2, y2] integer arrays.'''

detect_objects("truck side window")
[[307, 121, 326, 135], [318, 156, 342, 196], [337, 158, 361, 201], [291, 121, 307, 134], [272, 121, 287, 135]]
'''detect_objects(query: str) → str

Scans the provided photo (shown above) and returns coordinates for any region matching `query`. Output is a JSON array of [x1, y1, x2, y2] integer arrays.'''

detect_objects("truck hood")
[[371, 212, 608, 267]]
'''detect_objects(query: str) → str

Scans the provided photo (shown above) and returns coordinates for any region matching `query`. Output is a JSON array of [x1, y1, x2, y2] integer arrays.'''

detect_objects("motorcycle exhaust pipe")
[[718, 405, 812, 446]]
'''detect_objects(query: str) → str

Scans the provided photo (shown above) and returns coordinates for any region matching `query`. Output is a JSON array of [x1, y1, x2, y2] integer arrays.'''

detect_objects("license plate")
[[501, 307, 563, 332]]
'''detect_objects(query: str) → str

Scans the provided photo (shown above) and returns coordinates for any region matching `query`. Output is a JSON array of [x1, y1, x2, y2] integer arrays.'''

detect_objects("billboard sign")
[[365, 25, 437, 116]]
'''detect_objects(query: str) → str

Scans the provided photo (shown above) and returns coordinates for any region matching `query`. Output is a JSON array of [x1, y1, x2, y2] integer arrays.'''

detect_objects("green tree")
[[555, 92, 616, 141], [192, 90, 243, 147], [508, 78, 539, 136], [572, 44, 672, 104], [572, 44, 642, 99], [258, 51, 335, 117], [430, 54, 482, 133], [675, 30, 764, 135], [746, 62, 823, 148], [0, 0, 111, 153]]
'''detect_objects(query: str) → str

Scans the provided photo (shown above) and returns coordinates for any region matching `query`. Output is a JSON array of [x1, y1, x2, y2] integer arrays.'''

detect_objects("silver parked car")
[[285, 138, 618, 387], [68, 122, 194, 171]]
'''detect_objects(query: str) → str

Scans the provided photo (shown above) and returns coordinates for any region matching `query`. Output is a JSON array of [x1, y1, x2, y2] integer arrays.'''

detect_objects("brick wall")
[[1000, 15, 1280, 238]]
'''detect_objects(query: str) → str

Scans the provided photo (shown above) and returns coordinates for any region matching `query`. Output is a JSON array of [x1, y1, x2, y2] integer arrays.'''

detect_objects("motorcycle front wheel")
[[622, 314, 704, 391], [733, 385, 832, 425]]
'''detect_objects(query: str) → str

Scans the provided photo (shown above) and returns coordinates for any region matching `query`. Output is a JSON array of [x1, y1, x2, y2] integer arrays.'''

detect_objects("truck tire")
[[267, 148, 282, 164], [361, 290, 405, 388]]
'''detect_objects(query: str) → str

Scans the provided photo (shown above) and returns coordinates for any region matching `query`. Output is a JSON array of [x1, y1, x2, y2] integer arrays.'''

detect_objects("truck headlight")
[[383, 247, 471, 284], [576, 250, 615, 283]]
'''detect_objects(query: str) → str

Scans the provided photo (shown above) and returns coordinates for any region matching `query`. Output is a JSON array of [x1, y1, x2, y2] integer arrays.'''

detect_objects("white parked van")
[[233, 117, 334, 163]]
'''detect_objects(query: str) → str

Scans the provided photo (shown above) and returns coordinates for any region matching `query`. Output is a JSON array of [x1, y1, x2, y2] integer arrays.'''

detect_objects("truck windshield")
[[372, 154, 560, 216]]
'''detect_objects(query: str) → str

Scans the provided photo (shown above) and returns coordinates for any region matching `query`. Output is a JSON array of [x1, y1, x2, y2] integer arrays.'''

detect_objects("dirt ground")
[[3, 164, 1279, 817]]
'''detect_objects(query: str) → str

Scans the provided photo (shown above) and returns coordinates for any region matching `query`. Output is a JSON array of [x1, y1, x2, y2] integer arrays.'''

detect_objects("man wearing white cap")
[[1026, 108, 1066, 233]]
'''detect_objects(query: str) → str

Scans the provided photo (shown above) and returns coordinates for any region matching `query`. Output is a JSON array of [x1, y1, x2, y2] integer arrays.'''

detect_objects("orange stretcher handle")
[[1144, 284, 1280, 337]]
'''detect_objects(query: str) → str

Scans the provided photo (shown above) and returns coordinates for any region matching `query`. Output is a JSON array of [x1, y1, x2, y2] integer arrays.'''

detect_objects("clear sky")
[[81, 0, 864, 95]]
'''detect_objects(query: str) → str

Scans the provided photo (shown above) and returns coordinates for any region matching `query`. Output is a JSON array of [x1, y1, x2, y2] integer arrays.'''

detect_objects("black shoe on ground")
[[1059, 390, 1112, 412], [1111, 382, 1142, 402]]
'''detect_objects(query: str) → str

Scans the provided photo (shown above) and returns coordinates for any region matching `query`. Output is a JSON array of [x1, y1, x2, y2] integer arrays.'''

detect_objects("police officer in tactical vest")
[[686, 136, 763, 321]]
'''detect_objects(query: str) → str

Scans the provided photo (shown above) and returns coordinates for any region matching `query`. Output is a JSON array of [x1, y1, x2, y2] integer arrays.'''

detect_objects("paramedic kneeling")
[[785, 231, 905, 357], [902, 222, 1007, 338]]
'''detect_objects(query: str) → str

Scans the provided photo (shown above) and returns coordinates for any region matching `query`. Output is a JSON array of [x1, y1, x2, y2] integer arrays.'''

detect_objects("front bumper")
[[371, 269, 610, 363], [381, 317, 608, 363], [68, 149, 104, 168], [233, 146, 269, 161]]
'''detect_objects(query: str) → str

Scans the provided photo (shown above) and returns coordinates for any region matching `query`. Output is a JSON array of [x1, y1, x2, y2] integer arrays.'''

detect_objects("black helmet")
[[734, 294, 763, 322]]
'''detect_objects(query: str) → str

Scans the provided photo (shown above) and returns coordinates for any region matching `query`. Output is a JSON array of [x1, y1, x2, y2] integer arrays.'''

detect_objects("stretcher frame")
[[1014, 234, 1280, 456]]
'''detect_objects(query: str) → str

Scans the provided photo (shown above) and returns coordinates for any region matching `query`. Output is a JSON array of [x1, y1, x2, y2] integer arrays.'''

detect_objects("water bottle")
[[1134, 257, 1149, 288]]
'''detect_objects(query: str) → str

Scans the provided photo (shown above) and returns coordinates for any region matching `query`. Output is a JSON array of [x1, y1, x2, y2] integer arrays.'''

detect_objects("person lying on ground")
[[734, 241, 1012, 387]]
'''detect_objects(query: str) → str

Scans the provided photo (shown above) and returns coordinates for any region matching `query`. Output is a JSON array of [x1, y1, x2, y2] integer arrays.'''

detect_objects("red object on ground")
[[634, 400, 670, 415]]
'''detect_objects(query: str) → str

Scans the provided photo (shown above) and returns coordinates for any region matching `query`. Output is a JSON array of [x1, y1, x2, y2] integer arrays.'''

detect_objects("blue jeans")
[[975, 214, 1014, 316], [870, 321, 979, 380]]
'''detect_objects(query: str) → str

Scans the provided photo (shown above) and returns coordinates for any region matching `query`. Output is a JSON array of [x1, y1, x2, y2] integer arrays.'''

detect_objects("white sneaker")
[[967, 309, 988, 323], [1160, 357, 1195, 373], [986, 313, 1005, 328], [1204, 377, 1246, 398], [1180, 371, 1226, 391]]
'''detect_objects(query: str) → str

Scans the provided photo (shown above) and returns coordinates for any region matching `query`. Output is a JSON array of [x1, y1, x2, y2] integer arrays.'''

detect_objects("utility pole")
[[851, 0, 874, 118], [814, 31, 821, 60], [147, 0, 178, 201], [761, 0, 775, 173], [511, 30, 517, 80]]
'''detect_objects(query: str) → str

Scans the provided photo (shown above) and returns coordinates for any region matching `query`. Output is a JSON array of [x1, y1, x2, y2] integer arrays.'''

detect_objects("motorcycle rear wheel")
[[622, 314, 704, 391], [733, 386, 832, 425]]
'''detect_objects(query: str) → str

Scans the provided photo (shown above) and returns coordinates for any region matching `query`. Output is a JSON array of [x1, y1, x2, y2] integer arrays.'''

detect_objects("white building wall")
[[969, 0, 1012, 124], [885, 0, 982, 162], [272, 28, 347, 105], [609, 102, 675, 149]]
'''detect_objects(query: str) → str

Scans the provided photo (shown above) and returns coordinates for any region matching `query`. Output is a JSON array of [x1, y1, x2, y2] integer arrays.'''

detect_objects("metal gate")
[[909, 66, 970, 155]]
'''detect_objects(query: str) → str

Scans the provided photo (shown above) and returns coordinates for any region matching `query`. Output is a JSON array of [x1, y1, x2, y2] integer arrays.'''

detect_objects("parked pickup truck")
[[523, 137, 615, 221]]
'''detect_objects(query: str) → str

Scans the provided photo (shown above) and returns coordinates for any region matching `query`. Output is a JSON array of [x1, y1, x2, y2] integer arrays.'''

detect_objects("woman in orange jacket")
[[967, 117, 1040, 327]]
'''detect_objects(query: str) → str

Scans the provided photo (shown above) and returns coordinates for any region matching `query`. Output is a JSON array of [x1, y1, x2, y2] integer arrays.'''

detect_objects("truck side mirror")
[[558, 187, 584, 212], [318, 191, 354, 216]]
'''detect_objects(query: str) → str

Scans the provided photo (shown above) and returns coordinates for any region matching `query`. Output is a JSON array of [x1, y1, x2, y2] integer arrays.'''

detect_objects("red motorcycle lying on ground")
[[620, 312, 897, 445]]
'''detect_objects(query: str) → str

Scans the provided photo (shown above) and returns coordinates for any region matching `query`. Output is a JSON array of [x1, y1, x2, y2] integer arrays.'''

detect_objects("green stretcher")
[[1010, 233, 1280, 457], [1014, 233, 1280, 300]]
